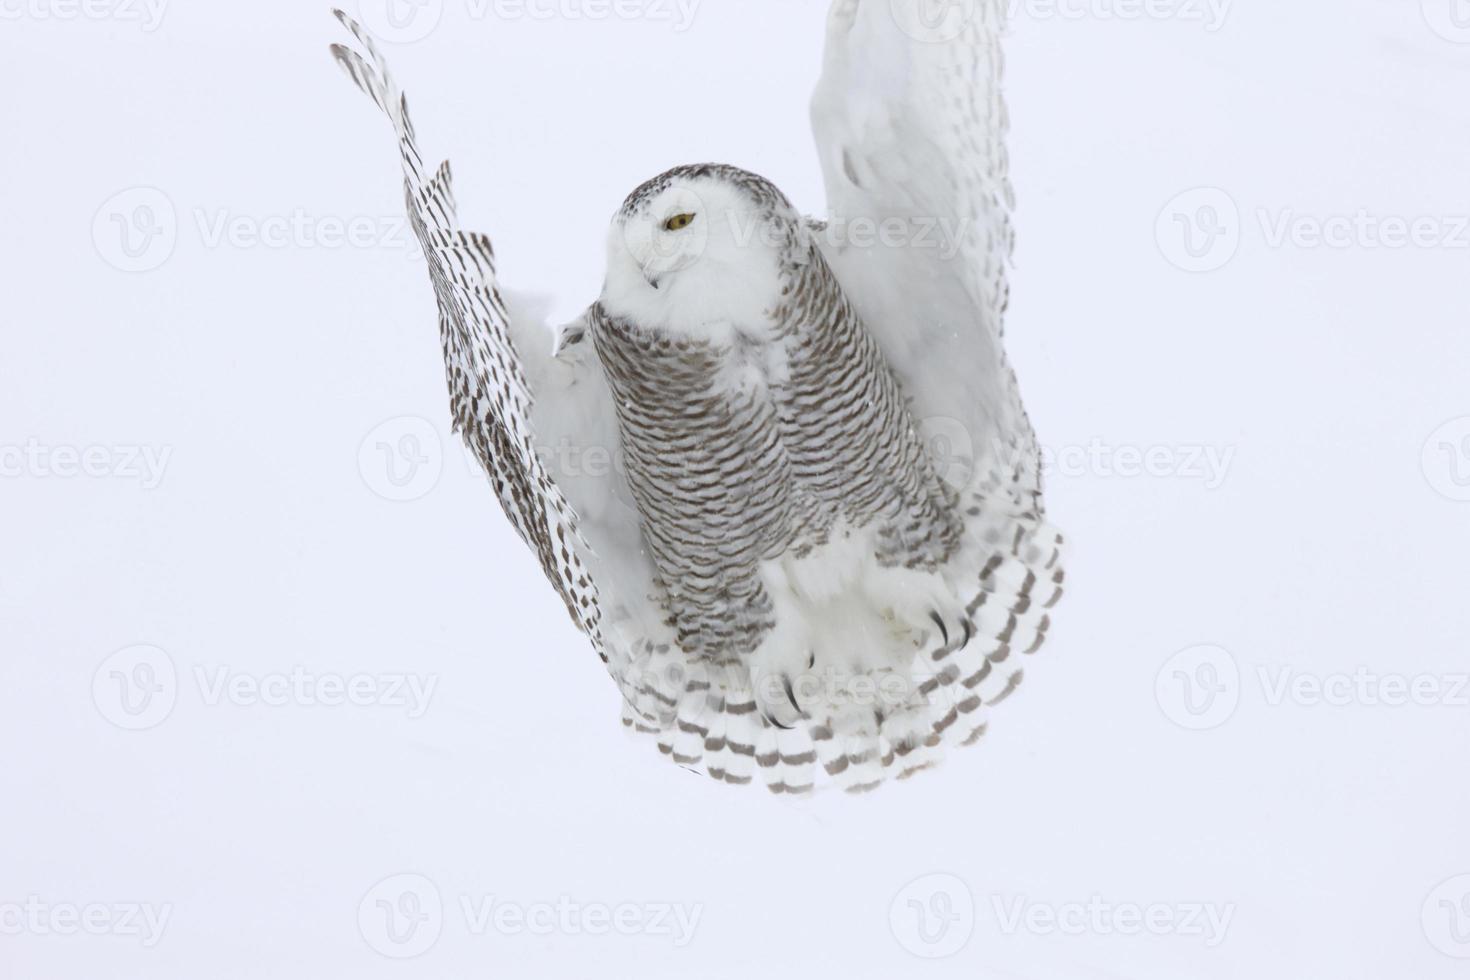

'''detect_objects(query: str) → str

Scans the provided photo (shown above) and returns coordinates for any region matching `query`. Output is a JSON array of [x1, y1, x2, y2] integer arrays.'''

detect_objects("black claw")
[[783, 676, 803, 717], [929, 610, 950, 646], [961, 617, 975, 648], [760, 706, 794, 731]]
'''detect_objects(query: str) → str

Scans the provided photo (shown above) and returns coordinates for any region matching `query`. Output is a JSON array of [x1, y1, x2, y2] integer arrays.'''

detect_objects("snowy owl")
[[331, 0, 1064, 794]]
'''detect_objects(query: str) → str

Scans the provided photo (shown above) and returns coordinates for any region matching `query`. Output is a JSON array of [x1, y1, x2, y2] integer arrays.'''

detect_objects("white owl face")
[[601, 173, 788, 340]]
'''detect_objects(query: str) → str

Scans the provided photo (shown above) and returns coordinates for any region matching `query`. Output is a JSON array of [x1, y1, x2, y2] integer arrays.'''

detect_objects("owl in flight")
[[331, 0, 1064, 794]]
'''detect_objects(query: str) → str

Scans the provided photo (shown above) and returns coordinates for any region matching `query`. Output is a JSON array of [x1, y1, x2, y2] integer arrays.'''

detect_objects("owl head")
[[601, 164, 808, 338]]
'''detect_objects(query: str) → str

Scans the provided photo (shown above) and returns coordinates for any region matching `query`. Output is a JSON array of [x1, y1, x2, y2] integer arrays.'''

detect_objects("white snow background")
[[2, 1, 1468, 977]]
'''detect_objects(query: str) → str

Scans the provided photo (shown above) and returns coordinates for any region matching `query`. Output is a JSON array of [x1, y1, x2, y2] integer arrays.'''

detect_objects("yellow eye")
[[664, 213, 696, 231]]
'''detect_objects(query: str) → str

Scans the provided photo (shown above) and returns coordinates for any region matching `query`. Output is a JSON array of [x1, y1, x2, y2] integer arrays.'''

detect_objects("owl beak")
[[637, 254, 663, 290]]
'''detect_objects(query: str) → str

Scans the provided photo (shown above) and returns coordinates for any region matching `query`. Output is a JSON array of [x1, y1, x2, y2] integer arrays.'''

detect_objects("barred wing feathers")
[[811, 0, 1066, 747], [330, 10, 604, 652]]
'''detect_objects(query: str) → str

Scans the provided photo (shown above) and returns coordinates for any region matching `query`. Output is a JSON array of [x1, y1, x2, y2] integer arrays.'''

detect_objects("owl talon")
[[928, 608, 978, 657], [928, 610, 949, 646]]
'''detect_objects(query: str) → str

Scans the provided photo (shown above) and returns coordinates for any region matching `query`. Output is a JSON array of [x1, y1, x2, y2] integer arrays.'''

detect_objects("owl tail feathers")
[[615, 640, 968, 796], [615, 643, 829, 795]]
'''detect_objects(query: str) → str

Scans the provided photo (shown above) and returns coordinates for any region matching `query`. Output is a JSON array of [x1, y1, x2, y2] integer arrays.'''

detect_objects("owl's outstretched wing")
[[811, 0, 1036, 481], [812, 0, 1053, 507], [328, 13, 754, 782], [812, 0, 1012, 337], [810, 0, 1065, 750], [329, 10, 607, 653]]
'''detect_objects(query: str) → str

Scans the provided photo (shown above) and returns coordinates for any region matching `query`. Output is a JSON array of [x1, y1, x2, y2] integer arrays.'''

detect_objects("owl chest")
[[598, 325, 791, 450]]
